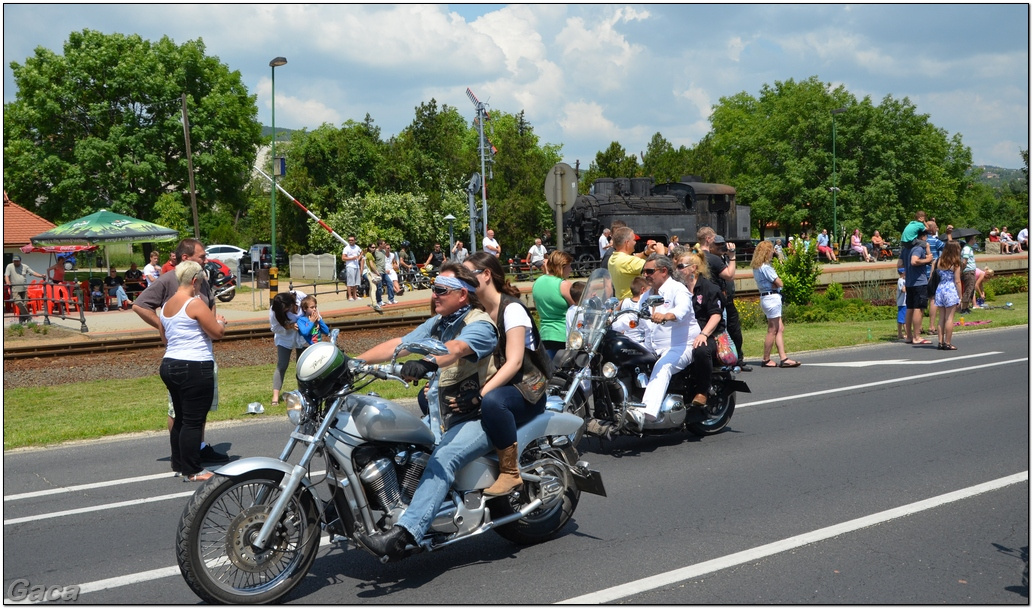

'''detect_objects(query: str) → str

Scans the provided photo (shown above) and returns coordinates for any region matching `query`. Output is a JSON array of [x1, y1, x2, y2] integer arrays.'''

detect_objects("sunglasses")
[[641, 268, 657, 275], [431, 285, 458, 296], [676, 263, 690, 270]]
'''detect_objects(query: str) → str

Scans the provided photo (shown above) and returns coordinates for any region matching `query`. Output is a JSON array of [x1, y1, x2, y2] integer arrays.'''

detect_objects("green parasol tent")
[[31, 209, 179, 269]]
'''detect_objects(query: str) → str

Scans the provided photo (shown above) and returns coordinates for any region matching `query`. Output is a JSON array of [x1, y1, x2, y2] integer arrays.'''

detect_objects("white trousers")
[[641, 345, 693, 417]]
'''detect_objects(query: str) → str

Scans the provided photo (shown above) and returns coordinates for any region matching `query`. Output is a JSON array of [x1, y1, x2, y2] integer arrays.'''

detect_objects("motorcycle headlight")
[[568, 330, 584, 350], [601, 362, 618, 378], [283, 391, 309, 426]]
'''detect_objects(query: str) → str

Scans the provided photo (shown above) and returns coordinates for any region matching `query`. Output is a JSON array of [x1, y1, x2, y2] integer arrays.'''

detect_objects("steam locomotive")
[[561, 175, 751, 268]]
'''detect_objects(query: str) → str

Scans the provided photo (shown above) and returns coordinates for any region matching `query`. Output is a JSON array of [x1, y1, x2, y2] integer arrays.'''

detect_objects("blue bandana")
[[434, 274, 478, 293]]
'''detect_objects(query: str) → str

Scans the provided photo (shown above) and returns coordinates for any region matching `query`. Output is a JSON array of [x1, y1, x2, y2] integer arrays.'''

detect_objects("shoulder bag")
[[927, 259, 940, 297]]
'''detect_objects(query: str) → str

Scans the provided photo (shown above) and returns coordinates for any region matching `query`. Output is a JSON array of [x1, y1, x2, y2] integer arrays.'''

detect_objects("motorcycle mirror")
[[329, 328, 340, 344], [604, 297, 620, 310], [645, 295, 665, 307]]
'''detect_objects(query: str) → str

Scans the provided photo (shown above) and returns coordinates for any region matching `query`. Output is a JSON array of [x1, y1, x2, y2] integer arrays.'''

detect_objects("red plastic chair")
[[26, 282, 45, 315]]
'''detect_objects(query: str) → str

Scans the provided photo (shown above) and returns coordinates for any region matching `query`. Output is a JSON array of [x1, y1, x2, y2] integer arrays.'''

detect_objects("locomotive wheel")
[[574, 254, 597, 277]]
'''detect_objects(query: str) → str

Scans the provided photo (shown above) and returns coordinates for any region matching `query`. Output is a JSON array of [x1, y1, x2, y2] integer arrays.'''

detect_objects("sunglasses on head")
[[431, 285, 457, 296], [642, 268, 657, 275]]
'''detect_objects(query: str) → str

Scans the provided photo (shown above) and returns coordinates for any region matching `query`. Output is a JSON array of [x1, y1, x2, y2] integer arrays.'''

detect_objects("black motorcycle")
[[204, 260, 236, 303], [548, 268, 749, 441]]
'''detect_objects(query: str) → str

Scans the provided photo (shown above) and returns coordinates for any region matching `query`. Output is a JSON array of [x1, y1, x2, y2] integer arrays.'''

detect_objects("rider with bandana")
[[354, 262, 499, 560]]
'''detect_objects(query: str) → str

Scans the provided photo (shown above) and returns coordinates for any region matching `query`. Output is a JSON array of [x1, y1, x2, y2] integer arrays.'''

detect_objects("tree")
[[708, 76, 972, 242], [3, 29, 262, 226], [580, 141, 640, 192]]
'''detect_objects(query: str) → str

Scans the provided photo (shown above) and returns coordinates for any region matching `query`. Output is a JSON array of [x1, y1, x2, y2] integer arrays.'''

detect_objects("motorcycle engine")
[[355, 448, 430, 519]]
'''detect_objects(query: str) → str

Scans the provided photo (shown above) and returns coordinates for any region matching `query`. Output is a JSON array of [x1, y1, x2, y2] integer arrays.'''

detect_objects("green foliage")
[[708, 76, 972, 238], [782, 297, 897, 324], [824, 282, 844, 301], [985, 274, 1028, 299], [773, 238, 822, 305], [4, 29, 262, 225], [736, 298, 764, 332], [152, 192, 193, 241]]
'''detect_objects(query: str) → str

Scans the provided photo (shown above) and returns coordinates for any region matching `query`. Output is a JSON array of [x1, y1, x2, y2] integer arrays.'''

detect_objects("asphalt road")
[[3, 326, 1028, 604]]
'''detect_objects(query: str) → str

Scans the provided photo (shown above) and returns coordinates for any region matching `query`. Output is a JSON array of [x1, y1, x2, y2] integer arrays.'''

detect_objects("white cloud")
[[677, 85, 714, 121], [557, 8, 649, 91], [256, 78, 342, 128]]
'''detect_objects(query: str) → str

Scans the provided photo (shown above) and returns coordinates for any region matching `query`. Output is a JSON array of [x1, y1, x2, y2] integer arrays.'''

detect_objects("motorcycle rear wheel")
[[176, 470, 321, 604], [216, 290, 235, 303], [687, 391, 735, 436], [490, 444, 580, 545]]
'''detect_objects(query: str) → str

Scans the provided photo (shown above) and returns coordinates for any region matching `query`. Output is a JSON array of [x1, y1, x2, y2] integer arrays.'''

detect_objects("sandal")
[[912, 338, 931, 345], [185, 470, 214, 482], [761, 359, 778, 368], [943, 344, 958, 350], [779, 359, 801, 368]]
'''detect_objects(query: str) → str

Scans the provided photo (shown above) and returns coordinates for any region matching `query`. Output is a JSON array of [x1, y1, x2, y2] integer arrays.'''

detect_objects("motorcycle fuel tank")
[[600, 330, 655, 369], [337, 394, 435, 446]]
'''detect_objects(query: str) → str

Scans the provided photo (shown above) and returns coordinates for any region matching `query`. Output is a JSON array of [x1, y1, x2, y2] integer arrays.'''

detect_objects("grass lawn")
[[4, 293, 1027, 450]]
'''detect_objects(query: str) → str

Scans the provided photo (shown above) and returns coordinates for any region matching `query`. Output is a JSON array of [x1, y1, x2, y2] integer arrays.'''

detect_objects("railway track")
[[3, 311, 429, 361]]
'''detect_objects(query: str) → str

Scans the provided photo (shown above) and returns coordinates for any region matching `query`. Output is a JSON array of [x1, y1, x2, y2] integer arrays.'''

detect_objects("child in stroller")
[[88, 278, 107, 311]]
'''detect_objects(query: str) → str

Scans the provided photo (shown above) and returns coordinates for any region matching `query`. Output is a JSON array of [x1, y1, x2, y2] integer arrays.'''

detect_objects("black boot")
[[356, 525, 414, 560]]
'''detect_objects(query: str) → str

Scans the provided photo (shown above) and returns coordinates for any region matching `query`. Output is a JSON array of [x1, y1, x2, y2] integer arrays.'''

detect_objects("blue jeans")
[[376, 272, 395, 304], [396, 418, 491, 539], [160, 358, 215, 476], [480, 385, 545, 449]]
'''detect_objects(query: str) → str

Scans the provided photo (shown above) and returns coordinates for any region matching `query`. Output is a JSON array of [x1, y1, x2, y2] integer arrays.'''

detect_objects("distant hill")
[[969, 165, 1026, 189], [261, 126, 296, 141]]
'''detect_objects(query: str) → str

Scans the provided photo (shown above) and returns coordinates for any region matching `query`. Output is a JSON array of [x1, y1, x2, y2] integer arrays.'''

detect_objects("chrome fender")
[[515, 410, 584, 449], [213, 456, 297, 479]]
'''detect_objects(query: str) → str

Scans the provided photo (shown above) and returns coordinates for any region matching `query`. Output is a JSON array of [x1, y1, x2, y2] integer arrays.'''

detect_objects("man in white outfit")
[[340, 234, 363, 301], [598, 228, 612, 258], [627, 254, 698, 429], [482, 229, 501, 257]]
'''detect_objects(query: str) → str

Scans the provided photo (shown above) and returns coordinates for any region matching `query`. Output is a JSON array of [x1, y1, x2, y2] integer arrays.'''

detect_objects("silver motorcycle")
[[175, 331, 605, 604]]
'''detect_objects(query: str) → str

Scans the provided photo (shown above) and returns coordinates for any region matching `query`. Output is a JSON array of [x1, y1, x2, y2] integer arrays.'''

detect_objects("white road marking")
[[74, 535, 339, 596], [61, 472, 1028, 599], [4, 472, 178, 502], [738, 357, 1028, 409], [803, 351, 1001, 367], [557, 471, 1029, 604], [3, 492, 195, 526]]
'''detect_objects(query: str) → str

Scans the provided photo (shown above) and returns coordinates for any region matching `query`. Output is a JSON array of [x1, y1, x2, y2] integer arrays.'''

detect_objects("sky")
[[3, 4, 1029, 170]]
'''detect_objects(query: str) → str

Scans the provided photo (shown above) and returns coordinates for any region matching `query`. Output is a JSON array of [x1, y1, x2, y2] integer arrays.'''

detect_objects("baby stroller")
[[88, 278, 107, 312]]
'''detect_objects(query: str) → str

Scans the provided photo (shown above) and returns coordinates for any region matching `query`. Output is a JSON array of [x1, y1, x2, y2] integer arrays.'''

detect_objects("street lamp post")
[[831, 107, 847, 246], [443, 214, 456, 253], [269, 56, 287, 306]]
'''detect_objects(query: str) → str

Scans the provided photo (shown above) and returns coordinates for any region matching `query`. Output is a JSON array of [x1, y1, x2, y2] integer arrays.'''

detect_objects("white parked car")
[[205, 244, 246, 271]]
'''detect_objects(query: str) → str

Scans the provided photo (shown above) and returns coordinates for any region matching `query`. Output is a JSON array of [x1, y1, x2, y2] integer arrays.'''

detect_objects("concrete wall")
[[289, 253, 337, 281]]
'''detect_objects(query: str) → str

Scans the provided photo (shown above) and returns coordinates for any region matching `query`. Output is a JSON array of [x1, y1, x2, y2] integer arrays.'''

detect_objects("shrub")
[[774, 238, 822, 305], [985, 274, 1027, 299], [825, 282, 844, 301], [737, 298, 764, 331]]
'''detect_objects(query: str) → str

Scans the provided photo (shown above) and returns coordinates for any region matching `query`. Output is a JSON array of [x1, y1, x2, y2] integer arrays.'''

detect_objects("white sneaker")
[[624, 407, 646, 431]]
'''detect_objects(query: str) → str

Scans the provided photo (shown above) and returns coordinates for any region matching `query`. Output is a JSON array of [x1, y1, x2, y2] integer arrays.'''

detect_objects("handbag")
[[715, 329, 739, 366], [927, 260, 940, 297], [494, 296, 553, 404]]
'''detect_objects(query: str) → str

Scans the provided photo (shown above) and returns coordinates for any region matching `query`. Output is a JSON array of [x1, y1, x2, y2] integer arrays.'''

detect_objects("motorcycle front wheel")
[[176, 470, 321, 604], [490, 444, 580, 545], [216, 289, 235, 303], [687, 391, 735, 435]]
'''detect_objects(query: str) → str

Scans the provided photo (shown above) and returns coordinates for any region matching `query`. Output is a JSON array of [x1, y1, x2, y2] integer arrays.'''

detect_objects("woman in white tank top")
[[158, 261, 227, 482]]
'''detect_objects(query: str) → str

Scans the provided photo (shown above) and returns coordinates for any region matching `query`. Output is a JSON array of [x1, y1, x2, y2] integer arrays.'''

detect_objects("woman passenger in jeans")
[[159, 261, 226, 481], [464, 252, 547, 496]]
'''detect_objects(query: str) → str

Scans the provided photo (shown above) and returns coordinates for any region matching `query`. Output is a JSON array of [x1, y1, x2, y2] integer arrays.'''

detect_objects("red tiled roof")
[[4, 191, 56, 248]]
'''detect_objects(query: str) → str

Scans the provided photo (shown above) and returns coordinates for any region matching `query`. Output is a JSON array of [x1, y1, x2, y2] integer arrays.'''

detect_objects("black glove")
[[443, 378, 482, 414], [400, 358, 439, 381]]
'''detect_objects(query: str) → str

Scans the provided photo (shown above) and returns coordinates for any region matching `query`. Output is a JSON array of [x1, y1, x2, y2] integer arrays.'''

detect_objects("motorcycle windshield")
[[569, 268, 615, 350]]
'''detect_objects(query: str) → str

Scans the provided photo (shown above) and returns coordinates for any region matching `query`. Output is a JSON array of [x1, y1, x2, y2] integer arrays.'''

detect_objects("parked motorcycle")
[[548, 268, 749, 442], [204, 260, 236, 303], [176, 331, 605, 604]]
